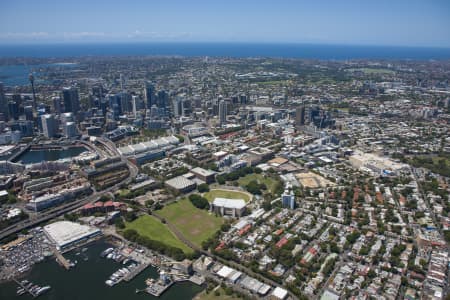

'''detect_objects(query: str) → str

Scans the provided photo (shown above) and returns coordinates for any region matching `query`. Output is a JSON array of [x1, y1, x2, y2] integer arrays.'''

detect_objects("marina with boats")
[[0, 231, 206, 300], [14, 279, 51, 298], [100, 244, 204, 296]]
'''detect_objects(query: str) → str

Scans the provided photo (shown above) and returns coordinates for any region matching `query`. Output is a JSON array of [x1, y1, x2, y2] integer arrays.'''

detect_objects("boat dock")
[[188, 275, 205, 285], [123, 262, 150, 282], [144, 274, 205, 297], [145, 281, 174, 297], [52, 248, 71, 270], [13, 279, 37, 298]]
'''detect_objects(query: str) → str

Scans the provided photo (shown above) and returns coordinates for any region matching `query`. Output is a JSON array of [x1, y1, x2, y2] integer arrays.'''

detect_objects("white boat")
[[101, 248, 114, 258], [105, 280, 114, 286], [16, 288, 25, 295], [35, 286, 51, 296]]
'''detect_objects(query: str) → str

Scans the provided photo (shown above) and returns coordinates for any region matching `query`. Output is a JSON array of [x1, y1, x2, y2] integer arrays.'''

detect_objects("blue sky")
[[0, 0, 449, 47]]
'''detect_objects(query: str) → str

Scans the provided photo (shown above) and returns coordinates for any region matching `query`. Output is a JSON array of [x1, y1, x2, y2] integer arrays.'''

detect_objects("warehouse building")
[[43, 221, 102, 250], [191, 167, 216, 183], [165, 175, 197, 193]]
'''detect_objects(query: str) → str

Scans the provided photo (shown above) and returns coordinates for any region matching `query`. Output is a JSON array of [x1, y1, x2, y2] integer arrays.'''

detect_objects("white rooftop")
[[43, 221, 100, 249], [217, 265, 234, 278], [191, 167, 216, 177], [165, 176, 196, 190], [271, 287, 288, 300], [320, 290, 340, 300], [213, 197, 246, 209]]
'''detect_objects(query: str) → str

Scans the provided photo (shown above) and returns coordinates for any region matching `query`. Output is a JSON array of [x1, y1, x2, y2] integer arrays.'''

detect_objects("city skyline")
[[0, 0, 449, 47]]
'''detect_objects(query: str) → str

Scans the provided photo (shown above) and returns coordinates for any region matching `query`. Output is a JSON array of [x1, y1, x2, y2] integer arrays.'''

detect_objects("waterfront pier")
[[13, 279, 37, 298], [123, 262, 150, 282], [52, 248, 71, 270]]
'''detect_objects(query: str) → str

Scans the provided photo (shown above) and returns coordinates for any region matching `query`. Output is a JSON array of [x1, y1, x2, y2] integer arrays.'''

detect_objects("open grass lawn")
[[157, 199, 223, 247], [203, 189, 251, 202], [117, 189, 130, 197], [238, 173, 280, 194], [408, 155, 450, 177], [125, 215, 192, 254], [194, 288, 241, 300]]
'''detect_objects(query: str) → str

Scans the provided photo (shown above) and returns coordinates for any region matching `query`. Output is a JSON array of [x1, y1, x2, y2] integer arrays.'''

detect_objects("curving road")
[[0, 138, 138, 241], [152, 211, 298, 299]]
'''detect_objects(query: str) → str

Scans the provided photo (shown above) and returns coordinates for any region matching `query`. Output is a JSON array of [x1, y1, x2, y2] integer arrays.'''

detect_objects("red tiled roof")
[[238, 224, 252, 236], [83, 203, 94, 209], [215, 241, 225, 251], [276, 237, 288, 249]]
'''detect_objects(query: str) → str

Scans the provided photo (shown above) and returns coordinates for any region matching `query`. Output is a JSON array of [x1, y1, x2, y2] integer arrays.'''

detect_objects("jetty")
[[13, 279, 37, 298], [52, 248, 71, 270], [123, 262, 150, 282]]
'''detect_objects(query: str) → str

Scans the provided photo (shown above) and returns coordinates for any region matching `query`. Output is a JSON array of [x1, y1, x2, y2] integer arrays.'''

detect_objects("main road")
[[0, 137, 138, 241]]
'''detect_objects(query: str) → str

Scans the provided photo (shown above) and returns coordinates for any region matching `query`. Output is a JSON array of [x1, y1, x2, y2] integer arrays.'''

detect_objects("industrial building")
[[43, 221, 101, 250], [190, 167, 216, 183], [165, 175, 197, 193]]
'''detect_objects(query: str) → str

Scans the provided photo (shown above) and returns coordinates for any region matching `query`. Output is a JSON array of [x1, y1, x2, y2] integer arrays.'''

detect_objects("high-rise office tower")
[[52, 96, 62, 114], [181, 98, 192, 116], [108, 94, 122, 119], [8, 101, 20, 120], [118, 92, 131, 113], [309, 106, 320, 124], [150, 105, 159, 118], [132, 95, 142, 118], [12, 120, 34, 137], [41, 114, 57, 138], [63, 121, 77, 138], [157, 90, 168, 110], [144, 82, 155, 109], [295, 106, 305, 126], [24, 106, 33, 121], [239, 94, 247, 105], [60, 112, 74, 124], [219, 100, 227, 125], [0, 82, 6, 116], [62, 87, 80, 115], [173, 96, 183, 117]]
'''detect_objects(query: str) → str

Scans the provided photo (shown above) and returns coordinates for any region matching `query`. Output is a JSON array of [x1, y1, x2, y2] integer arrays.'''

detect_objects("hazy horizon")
[[1, 41, 450, 50], [1, 0, 449, 47]]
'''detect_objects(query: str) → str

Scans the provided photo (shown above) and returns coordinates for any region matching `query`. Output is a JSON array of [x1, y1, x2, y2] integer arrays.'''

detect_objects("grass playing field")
[[237, 173, 280, 194], [203, 189, 252, 202], [125, 214, 193, 254], [157, 198, 224, 247], [194, 288, 241, 300]]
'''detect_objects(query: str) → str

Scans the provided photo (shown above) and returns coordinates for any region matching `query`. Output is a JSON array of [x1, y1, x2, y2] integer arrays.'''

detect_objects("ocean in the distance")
[[0, 42, 450, 60]]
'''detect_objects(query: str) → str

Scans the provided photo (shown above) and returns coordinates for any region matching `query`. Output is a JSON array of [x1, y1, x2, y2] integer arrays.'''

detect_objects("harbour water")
[[14, 146, 87, 164], [0, 240, 204, 300], [0, 63, 78, 86], [1, 42, 449, 60]]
